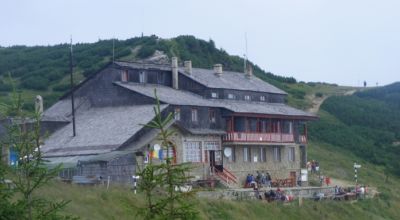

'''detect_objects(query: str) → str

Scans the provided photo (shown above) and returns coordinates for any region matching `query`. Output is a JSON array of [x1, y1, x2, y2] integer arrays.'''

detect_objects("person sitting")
[[266, 172, 272, 188], [250, 175, 257, 188], [245, 174, 252, 188]]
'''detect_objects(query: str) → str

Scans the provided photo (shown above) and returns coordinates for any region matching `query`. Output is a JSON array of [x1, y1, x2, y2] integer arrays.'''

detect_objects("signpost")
[[132, 175, 140, 194], [354, 163, 361, 183]]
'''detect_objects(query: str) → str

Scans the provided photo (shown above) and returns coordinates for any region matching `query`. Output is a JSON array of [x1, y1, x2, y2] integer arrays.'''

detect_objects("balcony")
[[223, 132, 307, 144]]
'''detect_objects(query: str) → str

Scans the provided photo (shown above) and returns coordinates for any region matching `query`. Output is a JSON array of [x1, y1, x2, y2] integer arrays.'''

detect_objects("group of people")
[[245, 171, 272, 188], [307, 160, 320, 174], [258, 188, 294, 202]]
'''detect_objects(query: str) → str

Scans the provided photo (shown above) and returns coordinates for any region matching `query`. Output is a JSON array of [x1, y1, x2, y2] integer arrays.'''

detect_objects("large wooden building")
[[40, 58, 317, 186]]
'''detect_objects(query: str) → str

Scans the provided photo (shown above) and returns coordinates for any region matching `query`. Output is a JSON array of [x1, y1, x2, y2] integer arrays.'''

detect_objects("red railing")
[[215, 167, 237, 184], [299, 135, 307, 144], [223, 132, 296, 143]]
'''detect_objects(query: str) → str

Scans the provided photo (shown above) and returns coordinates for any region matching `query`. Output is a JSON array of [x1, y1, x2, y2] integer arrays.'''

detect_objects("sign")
[[301, 169, 308, 181], [354, 164, 361, 169]]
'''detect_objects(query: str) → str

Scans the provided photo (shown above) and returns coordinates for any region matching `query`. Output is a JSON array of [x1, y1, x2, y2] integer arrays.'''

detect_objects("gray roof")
[[114, 61, 171, 71], [113, 61, 286, 95], [42, 104, 167, 157], [180, 67, 287, 95], [115, 82, 316, 118]]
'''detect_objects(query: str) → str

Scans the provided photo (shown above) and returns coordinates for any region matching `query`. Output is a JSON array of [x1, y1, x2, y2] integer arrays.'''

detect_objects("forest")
[[309, 83, 400, 176]]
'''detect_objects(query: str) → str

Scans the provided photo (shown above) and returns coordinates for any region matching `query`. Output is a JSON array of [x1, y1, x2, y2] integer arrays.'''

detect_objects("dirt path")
[[307, 89, 357, 113]]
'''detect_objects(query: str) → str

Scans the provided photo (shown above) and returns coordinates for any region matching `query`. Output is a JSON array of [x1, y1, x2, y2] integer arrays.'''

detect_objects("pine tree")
[[136, 90, 198, 220]]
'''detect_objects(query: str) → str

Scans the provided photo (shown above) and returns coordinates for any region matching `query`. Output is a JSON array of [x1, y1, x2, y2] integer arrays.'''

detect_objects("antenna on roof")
[[244, 32, 248, 73], [112, 37, 115, 62], [69, 36, 76, 137]]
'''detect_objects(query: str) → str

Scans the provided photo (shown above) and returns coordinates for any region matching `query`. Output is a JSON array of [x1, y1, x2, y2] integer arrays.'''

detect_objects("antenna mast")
[[69, 36, 76, 137], [112, 37, 115, 62], [244, 32, 248, 73]]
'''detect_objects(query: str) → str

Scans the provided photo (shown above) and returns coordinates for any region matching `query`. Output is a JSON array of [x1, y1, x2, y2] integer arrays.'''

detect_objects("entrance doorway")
[[209, 150, 223, 173]]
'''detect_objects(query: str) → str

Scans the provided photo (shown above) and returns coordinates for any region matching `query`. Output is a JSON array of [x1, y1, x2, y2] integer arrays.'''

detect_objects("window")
[[204, 141, 220, 150], [260, 96, 265, 101], [121, 70, 128, 82], [139, 71, 146, 83], [157, 72, 164, 84], [191, 108, 198, 122], [244, 95, 251, 101], [211, 92, 218, 98], [228, 94, 235, 99], [248, 118, 257, 132], [273, 146, 281, 162], [282, 121, 293, 134], [260, 147, 267, 162], [174, 108, 181, 121], [288, 147, 295, 162], [224, 146, 235, 162], [184, 141, 202, 162], [209, 109, 216, 123], [243, 147, 251, 162]]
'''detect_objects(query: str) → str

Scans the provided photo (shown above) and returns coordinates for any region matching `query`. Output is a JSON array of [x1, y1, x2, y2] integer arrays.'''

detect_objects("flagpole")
[[70, 36, 76, 137]]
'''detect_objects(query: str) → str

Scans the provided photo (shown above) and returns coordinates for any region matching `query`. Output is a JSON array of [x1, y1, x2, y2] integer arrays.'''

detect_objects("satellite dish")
[[224, 147, 232, 157], [154, 144, 161, 151]]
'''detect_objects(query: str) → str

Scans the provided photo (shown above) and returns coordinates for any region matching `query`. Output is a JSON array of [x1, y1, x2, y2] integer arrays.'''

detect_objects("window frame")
[[209, 109, 216, 123], [191, 108, 198, 123], [174, 108, 181, 121], [260, 96, 265, 101], [243, 147, 251, 162], [273, 146, 281, 162], [121, 70, 129, 82], [139, 71, 146, 83], [227, 94, 235, 99], [211, 92, 218, 99], [244, 95, 251, 101], [288, 147, 295, 162]]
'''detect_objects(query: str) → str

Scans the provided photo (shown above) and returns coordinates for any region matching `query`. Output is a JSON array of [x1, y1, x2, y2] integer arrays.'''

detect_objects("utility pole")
[[70, 36, 76, 137]]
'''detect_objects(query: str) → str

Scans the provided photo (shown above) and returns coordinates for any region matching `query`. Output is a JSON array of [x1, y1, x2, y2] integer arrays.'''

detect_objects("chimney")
[[184, 60, 192, 75], [35, 95, 43, 114], [213, 64, 223, 77], [245, 64, 253, 79], [171, 57, 179, 89]]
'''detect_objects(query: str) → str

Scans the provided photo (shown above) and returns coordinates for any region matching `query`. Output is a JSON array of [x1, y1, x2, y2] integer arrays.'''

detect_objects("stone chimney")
[[184, 60, 192, 75], [245, 64, 253, 79], [171, 57, 179, 89], [213, 64, 223, 77], [35, 95, 43, 114]]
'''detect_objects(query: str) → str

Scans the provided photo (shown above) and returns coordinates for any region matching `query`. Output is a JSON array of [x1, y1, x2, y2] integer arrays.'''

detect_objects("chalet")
[[39, 57, 317, 186]]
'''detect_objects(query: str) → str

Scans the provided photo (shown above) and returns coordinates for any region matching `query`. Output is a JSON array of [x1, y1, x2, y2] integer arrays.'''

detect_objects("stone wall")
[[223, 144, 301, 185]]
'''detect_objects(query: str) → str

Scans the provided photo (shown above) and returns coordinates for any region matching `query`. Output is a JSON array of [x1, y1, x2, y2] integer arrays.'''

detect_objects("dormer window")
[[260, 96, 265, 101], [244, 95, 251, 101], [211, 92, 218, 99], [139, 71, 146, 83], [228, 94, 235, 99], [121, 70, 128, 82]]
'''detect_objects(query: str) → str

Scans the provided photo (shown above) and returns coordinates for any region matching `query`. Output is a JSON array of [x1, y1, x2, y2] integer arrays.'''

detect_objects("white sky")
[[1, 0, 399, 86]]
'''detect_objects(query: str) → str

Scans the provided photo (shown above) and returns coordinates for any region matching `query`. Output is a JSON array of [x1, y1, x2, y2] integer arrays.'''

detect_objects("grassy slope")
[[37, 141, 400, 220]]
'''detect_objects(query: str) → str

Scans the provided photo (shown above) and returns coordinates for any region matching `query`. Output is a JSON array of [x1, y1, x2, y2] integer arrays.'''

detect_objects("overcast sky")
[[1, 0, 399, 86]]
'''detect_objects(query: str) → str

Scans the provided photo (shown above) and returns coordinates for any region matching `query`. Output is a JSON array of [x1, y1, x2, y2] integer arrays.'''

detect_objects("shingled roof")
[[115, 82, 316, 119], [113, 61, 286, 95], [180, 67, 287, 95], [42, 104, 168, 157]]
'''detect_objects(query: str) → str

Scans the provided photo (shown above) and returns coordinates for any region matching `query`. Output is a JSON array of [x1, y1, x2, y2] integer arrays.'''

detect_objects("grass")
[[33, 141, 400, 220]]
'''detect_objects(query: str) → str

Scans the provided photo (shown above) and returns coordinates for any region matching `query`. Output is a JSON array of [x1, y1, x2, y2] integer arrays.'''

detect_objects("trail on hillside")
[[307, 89, 357, 113]]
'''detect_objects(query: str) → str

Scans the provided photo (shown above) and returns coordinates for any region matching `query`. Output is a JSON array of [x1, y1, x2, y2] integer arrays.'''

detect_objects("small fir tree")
[[136, 90, 198, 220]]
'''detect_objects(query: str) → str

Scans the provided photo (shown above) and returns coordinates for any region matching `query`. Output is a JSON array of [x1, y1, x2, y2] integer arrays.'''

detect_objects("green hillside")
[[309, 83, 400, 176]]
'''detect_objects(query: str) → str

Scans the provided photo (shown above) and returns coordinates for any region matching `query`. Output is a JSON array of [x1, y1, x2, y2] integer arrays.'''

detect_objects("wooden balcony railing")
[[223, 132, 299, 143]]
